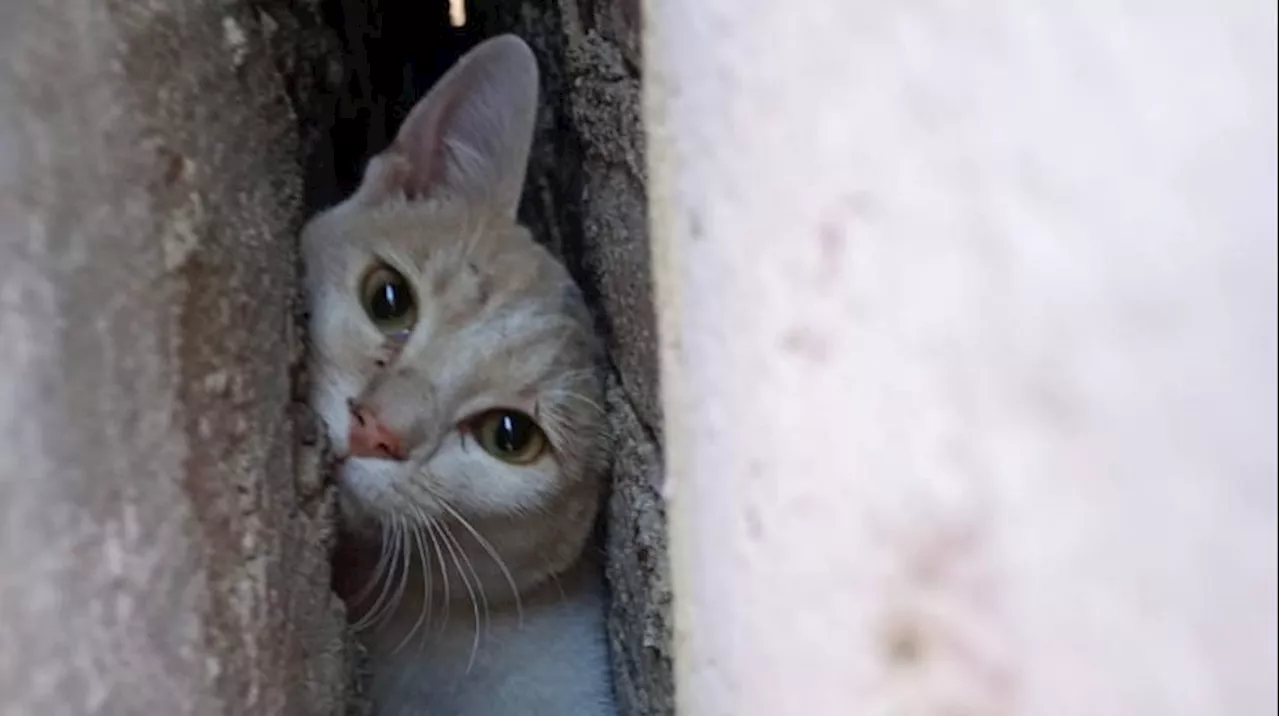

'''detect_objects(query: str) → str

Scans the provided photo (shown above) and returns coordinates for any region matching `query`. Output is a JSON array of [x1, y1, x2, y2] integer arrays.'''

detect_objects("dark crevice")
[[304, 0, 484, 209]]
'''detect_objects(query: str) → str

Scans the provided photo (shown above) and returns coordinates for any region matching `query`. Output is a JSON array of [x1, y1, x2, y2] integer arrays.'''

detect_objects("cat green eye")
[[360, 264, 417, 334], [468, 410, 548, 465]]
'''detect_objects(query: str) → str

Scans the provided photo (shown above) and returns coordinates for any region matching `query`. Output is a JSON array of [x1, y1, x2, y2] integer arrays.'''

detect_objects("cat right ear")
[[352, 35, 539, 218]]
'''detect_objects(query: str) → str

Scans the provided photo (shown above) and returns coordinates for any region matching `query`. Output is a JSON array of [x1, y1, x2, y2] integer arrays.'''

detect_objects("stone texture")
[[602, 379, 673, 716], [469, 2, 673, 713], [0, 0, 348, 713]]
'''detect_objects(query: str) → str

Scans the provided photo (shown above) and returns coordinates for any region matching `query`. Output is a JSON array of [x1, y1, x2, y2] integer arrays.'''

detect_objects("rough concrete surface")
[[470, 1, 673, 713], [603, 378, 674, 716], [648, 1, 1277, 714], [0, 0, 348, 713]]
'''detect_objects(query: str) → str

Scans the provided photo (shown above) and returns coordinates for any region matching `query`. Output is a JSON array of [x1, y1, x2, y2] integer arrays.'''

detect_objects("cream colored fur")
[[301, 35, 615, 716]]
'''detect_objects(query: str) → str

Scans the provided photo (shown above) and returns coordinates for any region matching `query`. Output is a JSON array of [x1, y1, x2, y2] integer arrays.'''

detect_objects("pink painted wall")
[[648, 1, 1277, 713]]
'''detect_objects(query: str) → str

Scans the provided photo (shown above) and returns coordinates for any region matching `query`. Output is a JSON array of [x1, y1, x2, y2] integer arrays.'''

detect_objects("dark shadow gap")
[[305, 0, 484, 210]]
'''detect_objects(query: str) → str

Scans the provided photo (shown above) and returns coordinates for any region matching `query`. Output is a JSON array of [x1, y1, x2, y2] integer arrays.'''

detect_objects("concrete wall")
[[0, 1, 349, 713], [648, 1, 1276, 715], [470, 2, 673, 714]]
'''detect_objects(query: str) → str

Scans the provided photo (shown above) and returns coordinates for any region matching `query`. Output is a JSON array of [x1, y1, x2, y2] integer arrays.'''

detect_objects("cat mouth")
[[332, 453, 407, 471], [326, 449, 402, 485], [335, 454, 403, 466]]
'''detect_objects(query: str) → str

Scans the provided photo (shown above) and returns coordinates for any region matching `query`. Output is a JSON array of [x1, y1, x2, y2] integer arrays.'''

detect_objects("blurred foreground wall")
[[0, 1, 348, 713], [648, 1, 1277, 714]]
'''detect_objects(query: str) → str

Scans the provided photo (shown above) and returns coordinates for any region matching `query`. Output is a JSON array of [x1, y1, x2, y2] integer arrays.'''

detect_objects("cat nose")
[[348, 404, 407, 461]]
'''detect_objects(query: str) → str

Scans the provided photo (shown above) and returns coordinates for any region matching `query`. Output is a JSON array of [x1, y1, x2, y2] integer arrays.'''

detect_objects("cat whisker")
[[542, 367, 602, 383], [391, 511, 435, 654], [419, 517, 452, 634], [433, 495, 525, 628], [363, 516, 412, 632], [553, 367, 599, 380], [353, 518, 404, 632], [548, 373, 606, 395], [390, 488, 439, 637], [350, 519, 394, 607], [414, 509, 436, 642], [538, 548, 571, 607], [539, 389, 605, 417], [434, 515, 483, 674], [439, 518, 491, 640], [383, 516, 414, 630]]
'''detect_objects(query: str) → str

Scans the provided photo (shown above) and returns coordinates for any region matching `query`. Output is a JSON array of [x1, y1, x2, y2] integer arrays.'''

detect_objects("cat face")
[[301, 36, 606, 595]]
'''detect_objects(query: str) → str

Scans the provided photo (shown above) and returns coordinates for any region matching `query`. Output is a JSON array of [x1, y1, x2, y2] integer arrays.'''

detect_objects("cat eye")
[[467, 410, 548, 465], [360, 264, 417, 335]]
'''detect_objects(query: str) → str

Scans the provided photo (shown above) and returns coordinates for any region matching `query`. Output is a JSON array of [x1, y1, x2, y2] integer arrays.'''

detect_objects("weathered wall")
[[465, 2, 672, 714], [472, 3, 672, 714], [0, 0, 348, 713], [648, 1, 1277, 715]]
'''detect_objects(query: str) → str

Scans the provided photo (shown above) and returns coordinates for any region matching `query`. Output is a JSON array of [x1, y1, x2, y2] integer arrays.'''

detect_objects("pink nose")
[[348, 405, 406, 460]]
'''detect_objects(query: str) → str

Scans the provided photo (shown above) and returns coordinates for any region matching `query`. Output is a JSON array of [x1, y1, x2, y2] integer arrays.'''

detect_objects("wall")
[[0, 0, 349, 713], [648, 1, 1277, 714], [470, 2, 674, 714]]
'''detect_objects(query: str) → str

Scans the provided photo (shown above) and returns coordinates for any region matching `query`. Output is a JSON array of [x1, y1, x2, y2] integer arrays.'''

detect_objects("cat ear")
[[356, 34, 539, 218]]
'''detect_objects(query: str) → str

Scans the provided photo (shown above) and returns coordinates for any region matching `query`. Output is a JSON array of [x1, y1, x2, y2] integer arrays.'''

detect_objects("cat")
[[301, 34, 616, 716]]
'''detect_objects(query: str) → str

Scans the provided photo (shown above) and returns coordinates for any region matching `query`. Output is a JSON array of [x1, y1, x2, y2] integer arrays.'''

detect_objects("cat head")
[[301, 35, 607, 595]]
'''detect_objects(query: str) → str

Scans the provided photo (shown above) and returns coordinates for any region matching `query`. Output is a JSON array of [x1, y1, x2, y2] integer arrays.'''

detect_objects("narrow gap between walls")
[[307, 0, 483, 205]]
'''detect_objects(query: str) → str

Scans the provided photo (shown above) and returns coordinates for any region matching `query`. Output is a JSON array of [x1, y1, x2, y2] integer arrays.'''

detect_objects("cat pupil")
[[495, 414, 530, 453], [372, 281, 407, 319]]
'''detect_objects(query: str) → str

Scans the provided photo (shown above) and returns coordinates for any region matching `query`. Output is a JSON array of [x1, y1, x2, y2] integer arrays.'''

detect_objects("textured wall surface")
[[0, 0, 348, 713], [469, 2, 673, 714], [649, 1, 1276, 715]]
